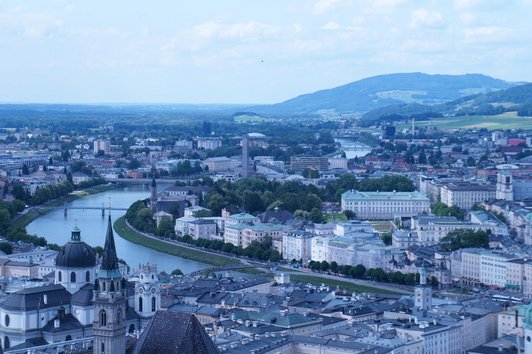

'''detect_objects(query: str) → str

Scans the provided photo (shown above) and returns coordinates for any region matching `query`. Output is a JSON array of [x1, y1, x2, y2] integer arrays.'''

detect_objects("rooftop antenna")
[[108, 195, 112, 216]]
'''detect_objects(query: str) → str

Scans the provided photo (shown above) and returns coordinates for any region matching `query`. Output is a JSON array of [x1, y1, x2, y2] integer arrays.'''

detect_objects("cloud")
[[313, 0, 344, 14], [322, 21, 340, 30], [463, 26, 511, 43], [453, 0, 513, 10], [190, 21, 279, 40], [0, 9, 63, 39], [409, 9, 445, 28]]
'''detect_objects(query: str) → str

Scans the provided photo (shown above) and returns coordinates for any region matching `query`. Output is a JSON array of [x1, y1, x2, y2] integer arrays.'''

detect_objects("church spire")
[[99, 215, 120, 278]]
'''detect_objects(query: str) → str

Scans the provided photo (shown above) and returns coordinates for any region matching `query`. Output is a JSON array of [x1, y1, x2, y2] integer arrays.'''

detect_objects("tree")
[[96, 150, 105, 157], [440, 229, 490, 251], [466, 156, 476, 167], [156, 216, 175, 238], [0, 209, 11, 234], [381, 232, 392, 246], [128, 158, 141, 170], [0, 242, 12, 255], [243, 191, 265, 214], [330, 261, 338, 273], [417, 149, 427, 164], [308, 208, 324, 223], [171, 268, 184, 276], [21, 164, 30, 175], [320, 260, 330, 272]]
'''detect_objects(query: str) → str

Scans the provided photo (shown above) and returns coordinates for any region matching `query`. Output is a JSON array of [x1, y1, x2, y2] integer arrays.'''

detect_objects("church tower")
[[134, 264, 161, 321], [496, 170, 514, 201], [414, 267, 432, 311], [150, 176, 157, 214], [93, 216, 126, 354]]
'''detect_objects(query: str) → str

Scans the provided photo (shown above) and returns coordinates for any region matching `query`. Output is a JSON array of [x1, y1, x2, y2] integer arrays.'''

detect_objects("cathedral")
[[0, 216, 160, 352]]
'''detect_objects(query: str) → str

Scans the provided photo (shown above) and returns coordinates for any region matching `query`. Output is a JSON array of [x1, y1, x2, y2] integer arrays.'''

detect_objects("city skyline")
[[1, 0, 531, 104]]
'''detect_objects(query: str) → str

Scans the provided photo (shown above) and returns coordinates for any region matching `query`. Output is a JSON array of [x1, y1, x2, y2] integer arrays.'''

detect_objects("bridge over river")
[[34, 205, 129, 217]]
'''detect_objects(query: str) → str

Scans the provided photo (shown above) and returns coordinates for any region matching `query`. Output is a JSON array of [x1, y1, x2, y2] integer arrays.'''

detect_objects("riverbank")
[[289, 274, 403, 295], [12, 184, 121, 229], [113, 216, 238, 267]]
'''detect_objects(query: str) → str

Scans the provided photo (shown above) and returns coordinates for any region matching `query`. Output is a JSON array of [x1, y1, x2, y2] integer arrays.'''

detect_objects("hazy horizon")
[[1, 0, 531, 104]]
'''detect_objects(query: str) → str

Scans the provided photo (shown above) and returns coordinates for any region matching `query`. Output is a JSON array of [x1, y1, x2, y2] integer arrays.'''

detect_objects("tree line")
[[307, 260, 438, 286]]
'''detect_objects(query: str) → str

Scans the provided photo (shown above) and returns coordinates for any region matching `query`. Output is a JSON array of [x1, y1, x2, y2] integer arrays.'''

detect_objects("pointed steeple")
[[99, 215, 121, 278]]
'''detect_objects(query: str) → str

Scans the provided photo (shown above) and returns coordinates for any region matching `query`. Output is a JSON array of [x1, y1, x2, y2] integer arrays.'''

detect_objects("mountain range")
[[247, 73, 522, 118]]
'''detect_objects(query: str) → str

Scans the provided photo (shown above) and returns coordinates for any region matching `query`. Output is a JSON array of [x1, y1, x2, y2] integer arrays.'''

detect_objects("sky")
[[1, 0, 531, 104]]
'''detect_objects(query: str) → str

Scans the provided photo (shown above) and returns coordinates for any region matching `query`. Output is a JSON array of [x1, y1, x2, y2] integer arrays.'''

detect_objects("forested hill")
[[248, 73, 514, 115], [360, 83, 532, 126]]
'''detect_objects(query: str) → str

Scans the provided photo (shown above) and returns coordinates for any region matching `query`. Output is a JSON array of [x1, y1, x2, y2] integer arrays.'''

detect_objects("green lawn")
[[290, 274, 401, 295], [398, 111, 532, 130], [113, 216, 238, 267]]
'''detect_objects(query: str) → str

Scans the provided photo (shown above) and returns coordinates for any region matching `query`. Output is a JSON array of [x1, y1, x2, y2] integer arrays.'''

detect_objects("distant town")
[[0, 103, 531, 353]]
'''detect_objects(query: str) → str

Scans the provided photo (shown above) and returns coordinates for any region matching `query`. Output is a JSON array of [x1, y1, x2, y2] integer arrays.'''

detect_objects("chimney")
[[54, 319, 60, 328]]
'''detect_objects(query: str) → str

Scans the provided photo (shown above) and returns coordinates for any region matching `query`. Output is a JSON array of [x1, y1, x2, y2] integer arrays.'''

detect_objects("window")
[[71, 272, 76, 283], [152, 296, 156, 311], [138, 297, 143, 312], [65, 335, 72, 341], [129, 324, 135, 334], [4, 315, 9, 327], [101, 342, 105, 353], [99, 310, 107, 326], [4, 336, 9, 349], [117, 308, 122, 325], [58, 271, 62, 282], [86, 271, 90, 282]]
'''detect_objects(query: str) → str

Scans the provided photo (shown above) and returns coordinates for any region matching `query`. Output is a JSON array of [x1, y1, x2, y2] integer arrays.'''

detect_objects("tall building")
[[93, 216, 127, 354], [414, 267, 432, 311], [150, 177, 157, 214], [241, 134, 249, 178], [93, 139, 111, 154], [496, 171, 513, 201]]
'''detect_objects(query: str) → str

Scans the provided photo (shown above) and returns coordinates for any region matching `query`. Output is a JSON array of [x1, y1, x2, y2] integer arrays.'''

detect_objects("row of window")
[[58, 270, 91, 283]]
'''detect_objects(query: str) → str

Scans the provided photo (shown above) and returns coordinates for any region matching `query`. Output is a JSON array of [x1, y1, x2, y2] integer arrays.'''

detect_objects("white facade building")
[[341, 190, 430, 220]]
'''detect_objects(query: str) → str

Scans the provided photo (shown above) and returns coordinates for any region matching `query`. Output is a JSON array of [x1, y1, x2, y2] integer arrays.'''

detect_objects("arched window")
[[58, 271, 62, 282], [138, 297, 143, 312], [99, 310, 107, 327], [101, 342, 105, 353], [70, 272, 76, 283], [85, 271, 90, 282], [128, 324, 135, 334], [102, 281, 106, 291], [4, 336, 9, 349], [117, 308, 122, 325], [65, 335, 72, 341], [151, 296, 156, 312], [4, 315, 9, 327]]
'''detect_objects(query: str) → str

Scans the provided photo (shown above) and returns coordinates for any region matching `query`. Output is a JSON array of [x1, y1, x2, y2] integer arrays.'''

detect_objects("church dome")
[[56, 226, 96, 268]]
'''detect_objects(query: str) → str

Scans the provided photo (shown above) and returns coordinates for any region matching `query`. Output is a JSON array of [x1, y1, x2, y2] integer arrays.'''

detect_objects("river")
[[26, 184, 208, 273], [334, 138, 372, 159]]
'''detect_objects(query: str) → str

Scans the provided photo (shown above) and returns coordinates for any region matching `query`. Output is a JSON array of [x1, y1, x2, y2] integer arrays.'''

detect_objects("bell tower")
[[414, 267, 432, 311], [135, 264, 161, 320], [93, 216, 126, 354], [496, 171, 513, 201]]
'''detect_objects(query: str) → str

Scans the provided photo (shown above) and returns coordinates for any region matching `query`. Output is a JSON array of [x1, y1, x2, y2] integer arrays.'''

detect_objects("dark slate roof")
[[42, 313, 84, 333], [131, 311, 219, 354], [71, 283, 94, 306], [0, 284, 71, 311], [55, 227, 96, 268], [100, 215, 120, 277], [7, 337, 48, 351]]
